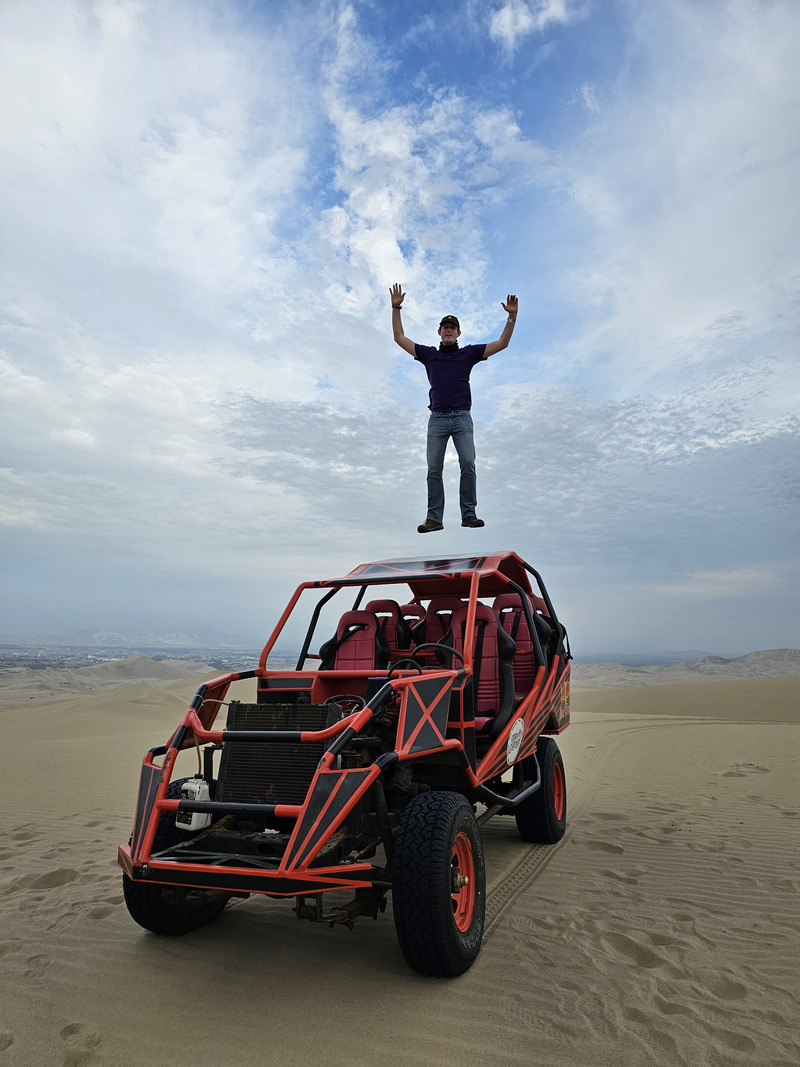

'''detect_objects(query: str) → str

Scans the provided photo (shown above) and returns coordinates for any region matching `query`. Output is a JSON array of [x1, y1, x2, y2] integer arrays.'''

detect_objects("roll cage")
[[263, 550, 570, 676]]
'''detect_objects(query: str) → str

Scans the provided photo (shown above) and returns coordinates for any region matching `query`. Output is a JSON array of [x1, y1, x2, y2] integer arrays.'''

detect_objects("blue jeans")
[[426, 410, 477, 523]]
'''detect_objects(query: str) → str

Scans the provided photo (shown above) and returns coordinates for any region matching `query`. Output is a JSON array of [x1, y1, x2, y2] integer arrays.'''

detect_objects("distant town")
[[0, 645, 299, 673], [0, 642, 739, 674]]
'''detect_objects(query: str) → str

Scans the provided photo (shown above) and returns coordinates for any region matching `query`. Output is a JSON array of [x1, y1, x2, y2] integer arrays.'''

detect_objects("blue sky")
[[1, 0, 798, 656]]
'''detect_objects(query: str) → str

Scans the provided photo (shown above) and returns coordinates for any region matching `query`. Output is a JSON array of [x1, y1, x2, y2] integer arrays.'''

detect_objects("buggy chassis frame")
[[118, 552, 570, 929]]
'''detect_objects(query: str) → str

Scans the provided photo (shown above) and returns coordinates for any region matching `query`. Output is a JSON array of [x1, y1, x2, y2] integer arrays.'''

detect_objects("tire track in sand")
[[483, 716, 667, 939]]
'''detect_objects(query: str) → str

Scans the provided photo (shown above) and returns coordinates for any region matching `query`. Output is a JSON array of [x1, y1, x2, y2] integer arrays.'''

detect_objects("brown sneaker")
[[417, 519, 444, 533], [461, 515, 485, 528]]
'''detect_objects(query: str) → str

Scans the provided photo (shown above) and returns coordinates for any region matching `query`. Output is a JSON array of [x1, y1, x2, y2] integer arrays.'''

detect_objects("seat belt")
[[322, 623, 368, 668], [466, 620, 487, 707]]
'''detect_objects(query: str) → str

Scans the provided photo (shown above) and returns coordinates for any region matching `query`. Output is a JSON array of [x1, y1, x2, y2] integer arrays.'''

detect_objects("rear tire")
[[392, 791, 485, 977], [515, 737, 567, 844], [123, 779, 228, 936]]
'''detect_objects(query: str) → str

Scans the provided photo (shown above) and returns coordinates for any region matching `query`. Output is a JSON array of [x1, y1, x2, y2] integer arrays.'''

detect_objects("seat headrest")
[[425, 596, 464, 616], [366, 600, 400, 616], [400, 603, 425, 620], [493, 593, 524, 612], [336, 609, 376, 637]]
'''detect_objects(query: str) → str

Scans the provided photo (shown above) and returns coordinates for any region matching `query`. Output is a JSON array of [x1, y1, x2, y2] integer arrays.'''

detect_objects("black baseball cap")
[[439, 315, 460, 329]]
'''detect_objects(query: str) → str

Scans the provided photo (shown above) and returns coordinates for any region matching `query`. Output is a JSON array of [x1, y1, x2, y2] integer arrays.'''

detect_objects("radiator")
[[216, 701, 331, 806]]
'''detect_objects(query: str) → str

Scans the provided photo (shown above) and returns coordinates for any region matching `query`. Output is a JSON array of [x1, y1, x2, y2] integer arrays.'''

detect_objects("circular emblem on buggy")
[[506, 717, 525, 765]]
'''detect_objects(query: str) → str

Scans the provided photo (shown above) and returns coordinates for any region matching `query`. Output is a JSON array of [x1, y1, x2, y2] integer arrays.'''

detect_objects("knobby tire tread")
[[392, 791, 485, 977], [515, 736, 567, 844]]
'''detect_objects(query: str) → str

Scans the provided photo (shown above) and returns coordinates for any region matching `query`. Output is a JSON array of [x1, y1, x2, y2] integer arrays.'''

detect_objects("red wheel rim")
[[552, 761, 565, 821], [451, 832, 476, 932]]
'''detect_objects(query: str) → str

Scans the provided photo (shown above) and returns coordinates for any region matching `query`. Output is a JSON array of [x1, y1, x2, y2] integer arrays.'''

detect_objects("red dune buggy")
[[119, 551, 571, 976]]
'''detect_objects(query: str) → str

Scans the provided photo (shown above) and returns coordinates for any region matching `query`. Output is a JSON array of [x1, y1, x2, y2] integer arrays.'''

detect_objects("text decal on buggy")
[[506, 717, 525, 765]]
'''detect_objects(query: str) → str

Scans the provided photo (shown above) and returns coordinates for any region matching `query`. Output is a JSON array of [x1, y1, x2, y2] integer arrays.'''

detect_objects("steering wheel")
[[387, 659, 423, 678], [324, 694, 366, 712], [410, 642, 465, 666]]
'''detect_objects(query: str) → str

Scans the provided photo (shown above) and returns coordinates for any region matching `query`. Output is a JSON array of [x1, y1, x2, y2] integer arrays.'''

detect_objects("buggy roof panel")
[[315, 551, 535, 599]]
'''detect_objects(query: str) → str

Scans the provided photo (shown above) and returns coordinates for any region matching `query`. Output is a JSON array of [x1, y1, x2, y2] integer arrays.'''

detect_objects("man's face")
[[438, 323, 461, 344]]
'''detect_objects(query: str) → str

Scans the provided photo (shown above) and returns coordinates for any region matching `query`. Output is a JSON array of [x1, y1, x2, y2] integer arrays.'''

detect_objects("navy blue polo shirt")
[[414, 343, 488, 411]]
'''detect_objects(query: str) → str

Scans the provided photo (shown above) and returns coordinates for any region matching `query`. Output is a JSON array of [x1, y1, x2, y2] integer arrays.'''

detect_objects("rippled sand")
[[1, 654, 798, 1066]]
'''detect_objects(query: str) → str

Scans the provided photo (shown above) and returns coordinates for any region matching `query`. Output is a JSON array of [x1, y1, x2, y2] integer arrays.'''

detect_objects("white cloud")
[[49, 428, 97, 448], [0, 0, 318, 309], [0, 469, 43, 528], [577, 83, 600, 114], [654, 567, 784, 601], [316, 12, 550, 347], [489, 0, 583, 56], [548, 0, 800, 409]]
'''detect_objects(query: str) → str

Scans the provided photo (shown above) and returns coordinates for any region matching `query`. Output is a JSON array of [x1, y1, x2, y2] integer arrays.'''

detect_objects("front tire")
[[123, 779, 228, 936], [515, 736, 567, 844], [392, 791, 486, 977]]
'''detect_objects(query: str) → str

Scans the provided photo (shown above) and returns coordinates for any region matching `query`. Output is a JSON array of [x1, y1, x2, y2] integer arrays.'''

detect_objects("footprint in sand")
[[9, 826, 39, 843], [705, 974, 748, 1001], [42, 846, 72, 860], [622, 1006, 653, 1026], [721, 762, 770, 777], [0, 1031, 13, 1052], [598, 867, 644, 885], [686, 840, 726, 854], [89, 904, 114, 919], [763, 1009, 788, 1025], [715, 1029, 756, 1054], [652, 992, 693, 1017], [582, 839, 625, 855], [60, 1023, 101, 1067], [25, 954, 51, 978], [27, 869, 79, 890], [602, 931, 669, 970]]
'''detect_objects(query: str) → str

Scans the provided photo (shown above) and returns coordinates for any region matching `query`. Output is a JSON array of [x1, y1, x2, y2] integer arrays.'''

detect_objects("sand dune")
[[0, 656, 213, 713], [0, 654, 798, 1066]]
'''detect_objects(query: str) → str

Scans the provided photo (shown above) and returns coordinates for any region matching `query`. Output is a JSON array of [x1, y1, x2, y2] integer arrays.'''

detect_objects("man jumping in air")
[[390, 283, 518, 532]]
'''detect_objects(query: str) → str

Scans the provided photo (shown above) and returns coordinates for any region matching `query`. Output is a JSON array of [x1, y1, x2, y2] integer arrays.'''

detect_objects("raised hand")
[[502, 294, 518, 315], [390, 283, 405, 307]]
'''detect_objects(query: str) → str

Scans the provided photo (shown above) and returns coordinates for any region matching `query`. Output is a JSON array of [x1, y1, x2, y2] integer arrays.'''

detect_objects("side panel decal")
[[478, 698, 553, 781], [398, 676, 452, 755], [547, 674, 570, 729], [282, 766, 378, 871], [130, 763, 162, 862]]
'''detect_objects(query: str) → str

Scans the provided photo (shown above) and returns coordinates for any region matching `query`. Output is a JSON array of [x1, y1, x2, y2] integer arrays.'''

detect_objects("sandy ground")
[[1, 653, 798, 1067]]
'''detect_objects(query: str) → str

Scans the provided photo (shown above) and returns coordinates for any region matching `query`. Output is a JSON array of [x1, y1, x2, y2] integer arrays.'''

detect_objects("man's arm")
[[483, 294, 518, 358], [390, 283, 416, 356]]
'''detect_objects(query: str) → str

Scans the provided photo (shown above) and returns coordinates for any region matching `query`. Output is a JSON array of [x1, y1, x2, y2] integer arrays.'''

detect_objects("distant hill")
[[572, 648, 712, 667], [0, 655, 217, 711], [571, 648, 800, 686]]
